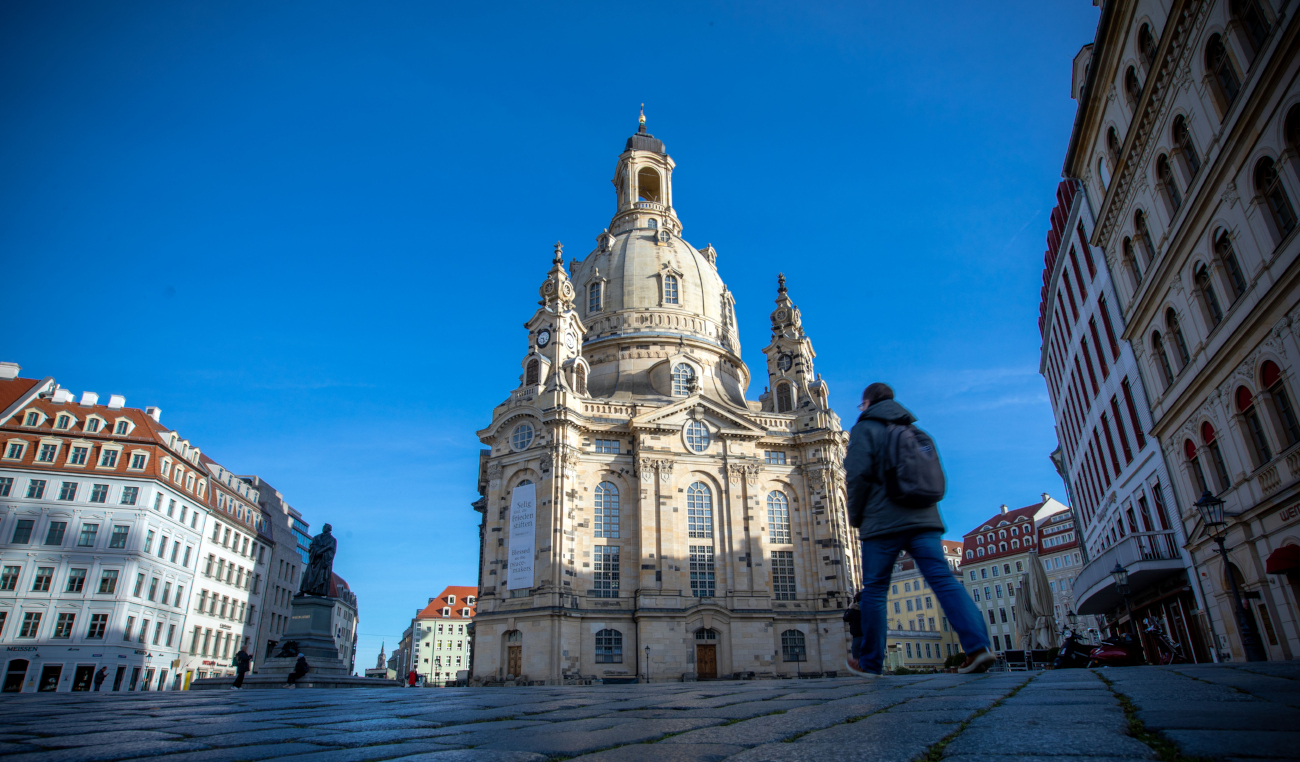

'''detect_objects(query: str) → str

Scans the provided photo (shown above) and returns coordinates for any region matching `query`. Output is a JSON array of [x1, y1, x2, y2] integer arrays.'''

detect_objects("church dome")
[[570, 224, 732, 351]]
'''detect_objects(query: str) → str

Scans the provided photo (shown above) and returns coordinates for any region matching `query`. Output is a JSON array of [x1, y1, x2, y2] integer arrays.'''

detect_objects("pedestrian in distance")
[[93, 667, 107, 692], [232, 645, 252, 689], [285, 654, 310, 689], [842, 591, 864, 660], [843, 382, 996, 677], [407, 669, 418, 688]]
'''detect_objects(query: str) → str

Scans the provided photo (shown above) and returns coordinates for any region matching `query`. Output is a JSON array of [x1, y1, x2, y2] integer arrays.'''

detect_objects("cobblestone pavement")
[[3, 663, 1299, 762]]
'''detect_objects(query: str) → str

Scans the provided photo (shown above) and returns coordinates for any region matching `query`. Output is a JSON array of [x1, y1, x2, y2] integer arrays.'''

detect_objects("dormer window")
[[99, 449, 119, 468], [86, 419, 100, 433], [663, 274, 679, 304], [671, 364, 695, 396], [114, 421, 128, 435], [462, 608, 471, 618], [56, 415, 71, 429], [442, 607, 451, 618], [467, 595, 476, 605], [24, 412, 39, 427], [448, 595, 456, 605]]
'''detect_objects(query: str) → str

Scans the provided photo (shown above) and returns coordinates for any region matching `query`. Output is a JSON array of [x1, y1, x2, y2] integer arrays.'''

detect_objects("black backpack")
[[880, 423, 946, 508]]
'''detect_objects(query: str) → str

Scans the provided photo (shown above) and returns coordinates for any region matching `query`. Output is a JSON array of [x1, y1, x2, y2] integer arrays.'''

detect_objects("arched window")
[[1215, 232, 1247, 302], [1138, 24, 1158, 69], [1166, 308, 1191, 367], [525, 359, 540, 386], [1124, 237, 1143, 287], [663, 274, 679, 305], [1173, 116, 1200, 177], [999, 542, 1008, 552], [1107, 127, 1123, 169], [966, 550, 974, 559], [588, 282, 602, 313], [781, 629, 806, 662], [687, 482, 713, 538], [1206, 35, 1241, 113], [1011, 539, 1020, 549], [684, 420, 710, 453], [671, 363, 695, 396], [595, 629, 622, 663], [1231, 0, 1272, 60], [767, 491, 791, 544], [1152, 331, 1175, 388], [999, 530, 1006, 539], [1185, 439, 1210, 495], [1201, 422, 1232, 492], [637, 167, 661, 203], [506, 630, 522, 642], [1195, 264, 1224, 327], [1262, 361, 1300, 447], [776, 382, 793, 413], [1098, 156, 1110, 190], [1157, 155, 1182, 212], [573, 364, 587, 395], [1135, 211, 1156, 265], [987, 533, 995, 543], [1124, 67, 1143, 111], [647, 218, 658, 230], [1237, 386, 1273, 467], [594, 482, 619, 539], [511, 422, 535, 451], [1256, 157, 1297, 240], [977, 547, 985, 557]]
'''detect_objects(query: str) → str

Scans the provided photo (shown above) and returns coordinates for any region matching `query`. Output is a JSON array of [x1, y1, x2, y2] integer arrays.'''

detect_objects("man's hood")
[[857, 399, 917, 425]]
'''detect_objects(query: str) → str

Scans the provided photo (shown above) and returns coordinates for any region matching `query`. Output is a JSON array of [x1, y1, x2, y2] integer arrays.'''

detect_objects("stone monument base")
[[190, 674, 400, 690], [263, 594, 350, 675]]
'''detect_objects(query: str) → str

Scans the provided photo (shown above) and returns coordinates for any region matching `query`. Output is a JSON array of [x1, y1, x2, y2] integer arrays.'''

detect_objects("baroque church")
[[471, 114, 860, 682]]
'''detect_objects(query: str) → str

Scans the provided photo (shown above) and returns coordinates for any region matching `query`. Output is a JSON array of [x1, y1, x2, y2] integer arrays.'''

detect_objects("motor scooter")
[[1143, 617, 1188, 665], [1053, 628, 1092, 669], [1087, 631, 1143, 667]]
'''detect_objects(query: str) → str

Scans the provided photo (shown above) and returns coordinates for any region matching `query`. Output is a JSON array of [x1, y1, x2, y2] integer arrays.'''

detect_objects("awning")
[[1265, 545, 1300, 574]]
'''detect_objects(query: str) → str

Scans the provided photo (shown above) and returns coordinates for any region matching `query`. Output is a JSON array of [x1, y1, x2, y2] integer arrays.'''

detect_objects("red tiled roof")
[[417, 585, 479, 620], [962, 502, 1045, 562], [0, 377, 44, 413]]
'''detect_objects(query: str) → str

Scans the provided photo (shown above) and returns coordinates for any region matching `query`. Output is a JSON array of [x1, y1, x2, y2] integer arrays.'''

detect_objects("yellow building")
[[883, 541, 964, 671]]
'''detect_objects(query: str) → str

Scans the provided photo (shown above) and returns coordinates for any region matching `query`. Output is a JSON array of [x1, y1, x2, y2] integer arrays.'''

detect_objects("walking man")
[[232, 645, 252, 689], [93, 667, 107, 692], [844, 382, 995, 677], [285, 654, 310, 689]]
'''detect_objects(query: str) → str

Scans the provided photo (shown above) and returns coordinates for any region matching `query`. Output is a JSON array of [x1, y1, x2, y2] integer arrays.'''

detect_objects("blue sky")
[[1, 2, 1100, 668]]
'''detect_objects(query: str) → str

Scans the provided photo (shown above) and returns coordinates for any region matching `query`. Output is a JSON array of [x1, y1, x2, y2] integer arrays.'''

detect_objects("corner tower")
[[472, 115, 857, 685]]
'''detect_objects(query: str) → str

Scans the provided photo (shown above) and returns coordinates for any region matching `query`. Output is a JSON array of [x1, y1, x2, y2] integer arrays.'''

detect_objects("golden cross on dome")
[[639, 104, 645, 125]]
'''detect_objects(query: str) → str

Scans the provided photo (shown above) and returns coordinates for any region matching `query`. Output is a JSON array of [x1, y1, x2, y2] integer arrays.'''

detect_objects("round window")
[[685, 420, 710, 453], [511, 422, 535, 451]]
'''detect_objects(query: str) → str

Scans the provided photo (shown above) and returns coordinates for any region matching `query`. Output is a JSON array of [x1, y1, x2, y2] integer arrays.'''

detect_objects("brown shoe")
[[958, 648, 996, 674]]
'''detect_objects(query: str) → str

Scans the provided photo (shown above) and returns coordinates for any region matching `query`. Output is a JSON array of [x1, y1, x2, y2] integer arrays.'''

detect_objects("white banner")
[[507, 483, 537, 591]]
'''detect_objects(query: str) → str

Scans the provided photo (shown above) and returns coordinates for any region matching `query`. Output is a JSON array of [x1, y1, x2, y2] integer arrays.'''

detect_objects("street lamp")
[[1194, 490, 1267, 662], [1109, 562, 1138, 653], [644, 645, 651, 683], [1066, 609, 1078, 634]]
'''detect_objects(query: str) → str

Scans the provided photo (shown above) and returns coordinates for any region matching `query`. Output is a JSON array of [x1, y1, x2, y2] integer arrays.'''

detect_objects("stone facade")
[[470, 118, 859, 683]]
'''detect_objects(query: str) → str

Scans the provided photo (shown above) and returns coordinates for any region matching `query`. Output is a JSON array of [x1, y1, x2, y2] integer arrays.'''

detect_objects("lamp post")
[[1194, 490, 1267, 662], [644, 645, 651, 683], [1066, 609, 1078, 639], [1110, 562, 1145, 664]]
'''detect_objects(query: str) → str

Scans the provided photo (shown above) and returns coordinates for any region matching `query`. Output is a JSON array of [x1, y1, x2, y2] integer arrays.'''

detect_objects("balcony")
[[1074, 530, 1188, 615], [633, 201, 666, 212]]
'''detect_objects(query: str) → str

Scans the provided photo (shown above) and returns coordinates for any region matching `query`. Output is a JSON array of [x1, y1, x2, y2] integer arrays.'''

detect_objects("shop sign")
[[1278, 504, 1300, 526], [202, 660, 216, 666], [6, 646, 38, 652]]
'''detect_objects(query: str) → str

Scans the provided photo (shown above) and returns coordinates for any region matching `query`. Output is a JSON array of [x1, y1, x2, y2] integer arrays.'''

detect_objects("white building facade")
[[1063, 0, 1300, 662], [0, 370, 211, 691]]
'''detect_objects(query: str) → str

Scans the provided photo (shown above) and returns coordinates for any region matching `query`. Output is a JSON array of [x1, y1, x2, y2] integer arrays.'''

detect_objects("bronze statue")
[[297, 523, 337, 597]]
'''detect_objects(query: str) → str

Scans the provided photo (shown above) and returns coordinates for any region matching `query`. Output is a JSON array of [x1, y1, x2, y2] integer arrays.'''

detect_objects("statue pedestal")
[[262, 595, 349, 676]]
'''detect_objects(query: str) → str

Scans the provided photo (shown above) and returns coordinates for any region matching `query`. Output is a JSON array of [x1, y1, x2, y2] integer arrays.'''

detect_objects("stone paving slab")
[[1, 664, 1298, 761]]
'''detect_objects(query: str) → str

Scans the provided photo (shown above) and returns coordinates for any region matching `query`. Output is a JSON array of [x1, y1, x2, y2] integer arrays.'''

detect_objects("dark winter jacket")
[[844, 399, 946, 539]]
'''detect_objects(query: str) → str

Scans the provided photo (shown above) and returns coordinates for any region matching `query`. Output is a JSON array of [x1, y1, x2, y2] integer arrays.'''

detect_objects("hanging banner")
[[507, 482, 537, 590]]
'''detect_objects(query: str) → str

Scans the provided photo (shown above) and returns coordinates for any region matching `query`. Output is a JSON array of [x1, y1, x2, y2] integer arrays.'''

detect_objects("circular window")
[[511, 422, 535, 451], [685, 420, 710, 453]]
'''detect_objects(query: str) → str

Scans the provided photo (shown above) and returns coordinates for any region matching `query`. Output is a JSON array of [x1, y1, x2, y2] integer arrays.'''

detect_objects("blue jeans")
[[854, 531, 990, 674]]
